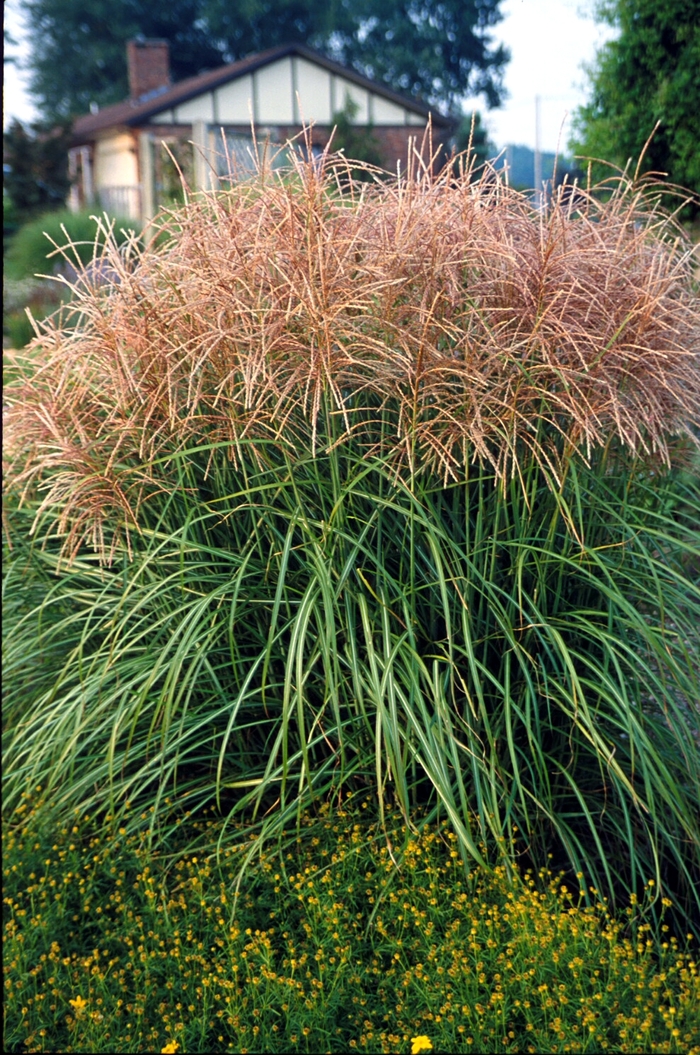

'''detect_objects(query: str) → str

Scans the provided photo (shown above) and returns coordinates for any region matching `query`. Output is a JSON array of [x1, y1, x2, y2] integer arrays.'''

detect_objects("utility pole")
[[534, 94, 542, 209]]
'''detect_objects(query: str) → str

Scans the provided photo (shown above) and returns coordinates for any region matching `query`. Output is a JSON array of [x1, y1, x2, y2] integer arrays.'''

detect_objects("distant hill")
[[495, 144, 579, 190]]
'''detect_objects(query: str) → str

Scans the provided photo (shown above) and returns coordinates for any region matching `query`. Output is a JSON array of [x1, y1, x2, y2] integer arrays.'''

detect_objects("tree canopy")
[[20, 0, 508, 121], [571, 0, 700, 212], [19, 0, 225, 120]]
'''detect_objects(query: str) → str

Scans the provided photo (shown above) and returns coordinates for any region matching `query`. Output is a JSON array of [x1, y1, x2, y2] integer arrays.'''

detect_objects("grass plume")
[[4, 152, 699, 555]]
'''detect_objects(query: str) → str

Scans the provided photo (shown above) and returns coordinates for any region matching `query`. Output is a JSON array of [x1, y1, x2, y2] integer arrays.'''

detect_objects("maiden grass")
[[3, 149, 700, 921]]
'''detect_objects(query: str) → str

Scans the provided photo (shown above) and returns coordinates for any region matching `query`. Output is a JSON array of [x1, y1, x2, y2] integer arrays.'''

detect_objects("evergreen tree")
[[3, 119, 72, 220]]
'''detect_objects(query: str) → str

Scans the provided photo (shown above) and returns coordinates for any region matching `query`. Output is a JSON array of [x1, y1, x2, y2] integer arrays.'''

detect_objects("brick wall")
[[127, 40, 171, 101]]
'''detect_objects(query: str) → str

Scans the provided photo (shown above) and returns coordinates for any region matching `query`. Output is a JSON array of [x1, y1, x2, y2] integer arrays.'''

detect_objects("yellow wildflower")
[[68, 995, 88, 1014], [161, 1043, 180, 1054], [411, 1037, 433, 1054]]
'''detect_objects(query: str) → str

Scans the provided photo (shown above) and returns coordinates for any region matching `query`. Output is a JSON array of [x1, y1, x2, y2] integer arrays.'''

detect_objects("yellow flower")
[[411, 1037, 433, 1054], [161, 1043, 180, 1054], [68, 995, 88, 1014]]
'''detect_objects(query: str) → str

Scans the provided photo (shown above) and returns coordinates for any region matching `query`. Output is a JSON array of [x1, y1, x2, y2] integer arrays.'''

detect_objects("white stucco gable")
[[148, 53, 422, 129]]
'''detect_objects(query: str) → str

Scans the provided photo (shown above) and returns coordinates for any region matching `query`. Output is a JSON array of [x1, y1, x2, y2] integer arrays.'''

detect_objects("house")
[[69, 40, 454, 223]]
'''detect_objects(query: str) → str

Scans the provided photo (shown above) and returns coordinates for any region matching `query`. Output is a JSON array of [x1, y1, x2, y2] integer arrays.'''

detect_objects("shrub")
[[3, 275, 65, 350], [3, 152, 700, 919], [4, 208, 140, 281], [3, 209, 141, 348]]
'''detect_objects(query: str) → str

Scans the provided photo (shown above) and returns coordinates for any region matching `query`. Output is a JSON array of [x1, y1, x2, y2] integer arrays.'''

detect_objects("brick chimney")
[[127, 39, 171, 100]]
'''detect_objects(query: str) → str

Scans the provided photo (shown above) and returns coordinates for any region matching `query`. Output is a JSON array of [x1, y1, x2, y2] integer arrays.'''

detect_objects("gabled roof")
[[72, 43, 451, 142]]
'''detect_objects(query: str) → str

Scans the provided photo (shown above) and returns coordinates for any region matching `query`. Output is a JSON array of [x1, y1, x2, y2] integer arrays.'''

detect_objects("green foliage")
[[3, 161, 700, 921], [3, 118, 72, 222], [3, 800, 699, 1053], [20, 0, 508, 120], [329, 95, 385, 174], [3, 191, 22, 250], [309, 0, 509, 112], [453, 112, 493, 173], [5, 208, 140, 280], [20, 0, 225, 119], [3, 209, 141, 349], [4, 435, 700, 915], [571, 0, 700, 215], [2, 282, 66, 350]]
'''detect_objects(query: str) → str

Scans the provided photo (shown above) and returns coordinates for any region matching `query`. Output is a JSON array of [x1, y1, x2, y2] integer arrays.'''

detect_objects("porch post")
[[139, 131, 156, 222], [80, 146, 94, 204], [192, 120, 212, 193]]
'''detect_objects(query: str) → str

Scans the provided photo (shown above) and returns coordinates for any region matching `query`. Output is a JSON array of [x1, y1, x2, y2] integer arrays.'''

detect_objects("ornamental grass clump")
[[3, 146, 700, 916]]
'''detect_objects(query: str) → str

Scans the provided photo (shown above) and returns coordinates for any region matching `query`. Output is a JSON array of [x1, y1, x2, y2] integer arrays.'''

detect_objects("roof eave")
[[71, 42, 453, 141]]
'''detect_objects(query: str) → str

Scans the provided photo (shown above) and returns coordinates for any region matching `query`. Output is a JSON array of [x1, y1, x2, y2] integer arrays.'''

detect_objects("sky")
[[3, 0, 617, 152], [4, 1, 35, 128], [472, 0, 617, 154]]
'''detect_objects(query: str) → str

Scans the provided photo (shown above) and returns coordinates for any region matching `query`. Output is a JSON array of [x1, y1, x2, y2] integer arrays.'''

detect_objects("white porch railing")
[[97, 185, 142, 220]]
